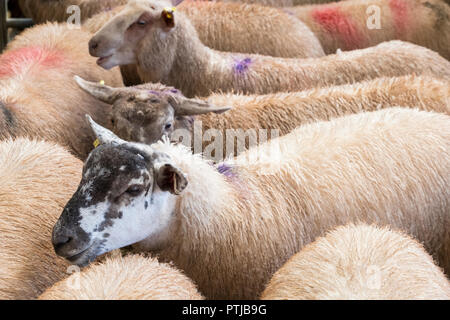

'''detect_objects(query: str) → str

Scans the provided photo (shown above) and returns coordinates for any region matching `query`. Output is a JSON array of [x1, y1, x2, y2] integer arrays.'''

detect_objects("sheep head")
[[88, 0, 184, 70], [52, 116, 188, 267], [75, 76, 231, 145]]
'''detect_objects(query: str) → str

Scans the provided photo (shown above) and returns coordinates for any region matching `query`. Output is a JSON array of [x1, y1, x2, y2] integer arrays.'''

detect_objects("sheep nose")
[[89, 39, 100, 56], [52, 228, 76, 257], [53, 235, 73, 253]]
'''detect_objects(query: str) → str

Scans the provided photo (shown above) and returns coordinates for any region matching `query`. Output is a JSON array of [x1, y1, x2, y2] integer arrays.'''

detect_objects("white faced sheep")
[[0, 23, 123, 159], [261, 224, 450, 300], [75, 74, 450, 160], [289, 0, 450, 60], [88, 0, 450, 98], [0, 138, 82, 300], [39, 253, 203, 300], [83, 0, 325, 86], [52, 108, 450, 299]]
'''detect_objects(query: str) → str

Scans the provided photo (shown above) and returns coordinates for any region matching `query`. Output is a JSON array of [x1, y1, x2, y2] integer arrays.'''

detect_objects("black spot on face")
[[145, 201, 148, 209]]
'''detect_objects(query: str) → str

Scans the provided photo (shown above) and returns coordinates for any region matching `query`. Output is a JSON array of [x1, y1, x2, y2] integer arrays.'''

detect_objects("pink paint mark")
[[312, 6, 365, 50], [389, 0, 409, 36], [0, 46, 65, 78]]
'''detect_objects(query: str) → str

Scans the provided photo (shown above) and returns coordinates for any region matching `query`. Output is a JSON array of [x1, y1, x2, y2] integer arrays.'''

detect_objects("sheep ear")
[[161, 7, 176, 29], [85, 115, 126, 146], [168, 96, 232, 116], [75, 76, 120, 104], [155, 163, 187, 195]]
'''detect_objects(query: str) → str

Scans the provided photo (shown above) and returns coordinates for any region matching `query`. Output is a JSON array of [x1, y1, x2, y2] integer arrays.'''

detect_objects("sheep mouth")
[[66, 245, 98, 267], [96, 55, 114, 68]]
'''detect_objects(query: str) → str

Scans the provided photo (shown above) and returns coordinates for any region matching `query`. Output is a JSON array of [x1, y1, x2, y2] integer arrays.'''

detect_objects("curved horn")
[[75, 75, 121, 104], [168, 96, 232, 116]]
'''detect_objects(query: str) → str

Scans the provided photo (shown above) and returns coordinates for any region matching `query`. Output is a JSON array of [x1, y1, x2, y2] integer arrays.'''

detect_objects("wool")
[[89, 0, 450, 97], [79, 75, 450, 159], [292, 0, 450, 59], [39, 253, 203, 300], [0, 139, 82, 299], [261, 224, 450, 300], [144, 108, 450, 299], [0, 23, 123, 159]]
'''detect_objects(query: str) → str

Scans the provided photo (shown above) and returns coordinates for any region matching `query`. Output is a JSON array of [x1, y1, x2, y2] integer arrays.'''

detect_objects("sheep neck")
[[137, 14, 230, 98]]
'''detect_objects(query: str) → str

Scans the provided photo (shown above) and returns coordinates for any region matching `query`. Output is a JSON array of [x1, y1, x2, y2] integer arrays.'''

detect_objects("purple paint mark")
[[233, 58, 252, 74], [170, 89, 179, 94], [217, 163, 236, 179], [148, 90, 161, 96]]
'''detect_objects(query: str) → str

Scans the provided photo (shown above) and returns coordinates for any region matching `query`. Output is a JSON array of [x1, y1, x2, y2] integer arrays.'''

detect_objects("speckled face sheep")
[[76, 75, 450, 160], [39, 253, 203, 300], [261, 224, 450, 300], [52, 108, 449, 299], [290, 0, 450, 59], [88, 0, 450, 97]]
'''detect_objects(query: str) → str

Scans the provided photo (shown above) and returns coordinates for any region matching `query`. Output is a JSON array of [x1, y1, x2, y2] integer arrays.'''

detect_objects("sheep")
[[0, 138, 82, 300], [88, 0, 450, 98], [75, 75, 450, 159], [290, 0, 450, 60], [83, 0, 325, 86], [83, 1, 324, 86], [261, 224, 450, 300], [51, 108, 450, 299], [39, 253, 203, 300], [0, 22, 123, 159]]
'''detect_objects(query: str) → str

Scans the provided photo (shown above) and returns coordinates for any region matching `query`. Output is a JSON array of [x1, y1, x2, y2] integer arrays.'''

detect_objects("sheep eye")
[[126, 185, 142, 196], [164, 123, 172, 130], [111, 118, 115, 126], [137, 20, 147, 26], [150, 98, 160, 103]]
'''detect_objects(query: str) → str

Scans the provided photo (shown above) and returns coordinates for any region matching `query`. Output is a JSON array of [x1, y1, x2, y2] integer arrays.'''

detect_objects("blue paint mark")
[[234, 58, 252, 74], [217, 163, 237, 179], [169, 89, 179, 94], [148, 90, 161, 96]]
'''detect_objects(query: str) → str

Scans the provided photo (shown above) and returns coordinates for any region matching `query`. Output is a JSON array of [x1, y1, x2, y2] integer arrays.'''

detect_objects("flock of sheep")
[[0, 0, 449, 300]]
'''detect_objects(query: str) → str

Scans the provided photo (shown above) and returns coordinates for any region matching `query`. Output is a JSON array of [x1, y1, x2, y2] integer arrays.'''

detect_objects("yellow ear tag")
[[93, 139, 100, 148], [164, 6, 176, 19], [99, 80, 105, 85]]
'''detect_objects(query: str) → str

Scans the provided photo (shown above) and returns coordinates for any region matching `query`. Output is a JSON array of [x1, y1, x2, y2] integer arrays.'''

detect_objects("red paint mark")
[[312, 6, 365, 50], [389, 0, 409, 36], [0, 46, 65, 78]]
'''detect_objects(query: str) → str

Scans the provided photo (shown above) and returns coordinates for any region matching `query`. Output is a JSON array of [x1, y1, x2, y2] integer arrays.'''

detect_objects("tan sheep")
[[290, 0, 450, 60], [83, 1, 324, 86], [0, 22, 123, 159], [39, 253, 203, 300], [261, 224, 450, 300], [52, 108, 450, 299], [75, 75, 450, 159], [84, 0, 325, 86], [89, 0, 450, 98], [0, 138, 82, 300]]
